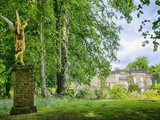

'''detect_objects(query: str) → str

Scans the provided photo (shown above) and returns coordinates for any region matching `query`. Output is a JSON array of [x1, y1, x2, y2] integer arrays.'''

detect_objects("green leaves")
[[0, 59, 5, 74], [155, 0, 160, 5], [126, 57, 149, 70], [0, 0, 136, 95], [109, 0, 136, 23], [110, 84, 128, 99], [137, 0, 160, 51], [140, 0, 150, 5]]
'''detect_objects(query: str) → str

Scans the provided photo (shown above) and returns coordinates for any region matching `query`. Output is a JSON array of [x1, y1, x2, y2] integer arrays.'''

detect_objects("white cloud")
[[111, 1, 160, 70], [112, 36, 160, 69]]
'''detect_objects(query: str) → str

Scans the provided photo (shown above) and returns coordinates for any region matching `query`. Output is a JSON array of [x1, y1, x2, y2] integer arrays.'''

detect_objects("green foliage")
[[147, 65, 156, 73], [68, 0, 119, 83], [0, 0, 41, 97], [109, 0, 136, 23], [0, 59, 5, 73], [143, 90, 159, 100], [95, 76, 110, 99], [0, 59, 6, 96], [110, 84, 128, 99], [67, 83, 97, 99], [0, 0, 136, 96], [148, 65, 160, 87], [127, 75, 134, 84], [153, 83, 160, 94], [68, 0, 136, 84], [151, 72, 160, 87], [94, 89, 109, 99], [128, 91, 146, 100], [0, 99, 12, 116], [126, 56, 148, 70], [68, 80, 109, 100], [75, 88, 97, 100], [137, 0, 160, 51], [128, 84, 140, 93]]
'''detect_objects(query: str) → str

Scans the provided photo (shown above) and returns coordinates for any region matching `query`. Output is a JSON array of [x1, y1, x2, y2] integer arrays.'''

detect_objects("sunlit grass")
[[0, 97, 160, 120]]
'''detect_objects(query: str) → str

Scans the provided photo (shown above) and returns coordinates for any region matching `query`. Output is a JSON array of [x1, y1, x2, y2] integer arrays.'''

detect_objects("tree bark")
[[38, 0, 48, 97], [57, 13, 69, 95], [53, 0, 69, 95]]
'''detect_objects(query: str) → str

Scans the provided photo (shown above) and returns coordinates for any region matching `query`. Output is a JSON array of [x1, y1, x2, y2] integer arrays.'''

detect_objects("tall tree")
[[58, 11, 69, 94], [37, 0, 48, 97], [0, 0, 136, 96], [68, 0, 135, 83], [53, 0, 135, 94], [53, 0, 69, 94]]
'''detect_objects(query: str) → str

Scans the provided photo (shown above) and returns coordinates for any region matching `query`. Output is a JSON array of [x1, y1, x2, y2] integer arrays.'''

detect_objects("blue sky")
[[111, 0, 160, 69]]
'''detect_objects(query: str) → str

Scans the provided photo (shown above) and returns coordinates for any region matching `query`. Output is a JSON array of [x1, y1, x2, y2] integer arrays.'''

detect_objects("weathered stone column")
[[10, 65, 37, 115]]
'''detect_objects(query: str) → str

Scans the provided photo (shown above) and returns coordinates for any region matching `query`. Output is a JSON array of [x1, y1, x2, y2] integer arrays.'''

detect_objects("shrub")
[[128, 84, 140, 93], [110, 84, 128, 100], [153, 83, 160, 94], [68, 83, 97, 99], [143, 90, 158, 99], [128, 91, 146, 100], [75, 85, 97, 99]]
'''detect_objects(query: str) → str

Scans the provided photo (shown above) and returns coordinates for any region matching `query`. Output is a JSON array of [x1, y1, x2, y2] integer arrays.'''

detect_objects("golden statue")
[[0, 10, 28, 65]]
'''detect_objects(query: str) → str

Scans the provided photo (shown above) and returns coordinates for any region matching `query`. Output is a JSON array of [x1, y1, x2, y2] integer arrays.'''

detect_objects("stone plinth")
[[10, 65, 37, 115]]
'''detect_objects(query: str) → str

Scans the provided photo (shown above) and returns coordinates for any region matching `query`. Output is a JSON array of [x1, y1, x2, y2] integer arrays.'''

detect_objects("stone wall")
[[106, 69, 152, 90]]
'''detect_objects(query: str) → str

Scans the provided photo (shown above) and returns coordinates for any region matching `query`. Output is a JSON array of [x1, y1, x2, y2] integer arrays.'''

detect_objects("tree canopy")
[[0, 0, 136, 97]]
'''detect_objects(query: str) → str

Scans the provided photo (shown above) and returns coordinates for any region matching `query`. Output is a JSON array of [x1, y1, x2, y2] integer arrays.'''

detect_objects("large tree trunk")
[[38, 0, 48, 97], [53, 0, 69, 95], [57, 13, 69, 95]]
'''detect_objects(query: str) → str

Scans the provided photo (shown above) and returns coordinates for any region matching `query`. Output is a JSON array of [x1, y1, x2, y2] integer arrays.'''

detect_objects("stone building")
[[106, 68, 152, 92]]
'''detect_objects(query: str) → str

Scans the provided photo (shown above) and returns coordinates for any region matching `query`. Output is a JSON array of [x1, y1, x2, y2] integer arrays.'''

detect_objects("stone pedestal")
[[10, 65, 37, 115]]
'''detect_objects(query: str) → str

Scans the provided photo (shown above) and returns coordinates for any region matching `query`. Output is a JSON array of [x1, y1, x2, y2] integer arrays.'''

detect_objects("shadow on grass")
[[1, 100, 160, 120], [34, 108, 160, 120]]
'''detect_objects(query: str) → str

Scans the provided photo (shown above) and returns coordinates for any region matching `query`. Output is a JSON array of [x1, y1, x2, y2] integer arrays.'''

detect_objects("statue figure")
[[0, 10, 28, 65]]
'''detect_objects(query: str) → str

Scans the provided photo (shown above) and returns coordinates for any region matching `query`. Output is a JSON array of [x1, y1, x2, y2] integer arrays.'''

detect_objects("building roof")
[[111, 68, 150, 75]]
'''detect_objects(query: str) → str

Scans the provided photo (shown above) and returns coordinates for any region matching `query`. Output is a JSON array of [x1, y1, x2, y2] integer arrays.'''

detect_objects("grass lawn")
[[0, 97, 160, 120]]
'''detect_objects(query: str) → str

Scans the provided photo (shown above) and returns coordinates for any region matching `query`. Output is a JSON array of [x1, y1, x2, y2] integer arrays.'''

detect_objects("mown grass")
[[0, 97, 160, 120]]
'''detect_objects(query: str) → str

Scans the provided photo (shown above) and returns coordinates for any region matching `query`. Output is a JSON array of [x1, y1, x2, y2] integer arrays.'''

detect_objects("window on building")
[[122, 82, 128, 89], [150, 80, 152, 86], [141, 89, 144, 92], [140, 77, 144, 82], [133, 77, 137, 83]]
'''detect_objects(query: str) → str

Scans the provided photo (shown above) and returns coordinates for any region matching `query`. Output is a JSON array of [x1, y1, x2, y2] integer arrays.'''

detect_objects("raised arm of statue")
[[22, 21, 28, 29]]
